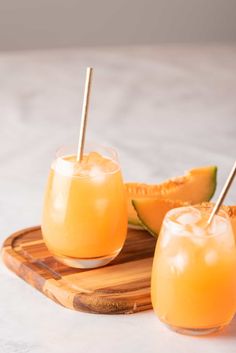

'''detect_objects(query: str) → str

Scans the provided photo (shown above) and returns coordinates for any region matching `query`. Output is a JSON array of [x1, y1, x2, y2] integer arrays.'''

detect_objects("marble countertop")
[[0, 45, 236, 353]]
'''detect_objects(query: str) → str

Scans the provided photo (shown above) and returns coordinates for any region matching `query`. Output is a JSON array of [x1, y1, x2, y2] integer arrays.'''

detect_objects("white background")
[[0, 45, 236, 352], [0, 0, 235, 50]]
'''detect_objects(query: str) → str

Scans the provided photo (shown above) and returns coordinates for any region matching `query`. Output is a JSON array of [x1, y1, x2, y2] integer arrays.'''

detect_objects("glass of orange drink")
[[42, 143, 127, 269], [151, 205, 236, 335]]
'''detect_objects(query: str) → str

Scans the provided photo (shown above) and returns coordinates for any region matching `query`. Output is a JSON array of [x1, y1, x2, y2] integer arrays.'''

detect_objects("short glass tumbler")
[[42, 143, 127, 269], [151, 205, 236, 336]]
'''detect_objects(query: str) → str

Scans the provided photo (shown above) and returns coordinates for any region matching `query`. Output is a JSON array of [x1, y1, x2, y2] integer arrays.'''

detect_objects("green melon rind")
[[132, 200, 157, 237], [128, 222, 143, 230], [128, 215, 142, 227], [207, 166, 217, 201]]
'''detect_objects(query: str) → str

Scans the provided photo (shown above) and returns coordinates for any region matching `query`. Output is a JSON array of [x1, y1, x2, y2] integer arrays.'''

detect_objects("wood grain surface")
[[1, 226, 156, 314]]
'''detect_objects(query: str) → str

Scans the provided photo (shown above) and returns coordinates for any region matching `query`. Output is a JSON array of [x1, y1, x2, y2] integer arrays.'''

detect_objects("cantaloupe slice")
[[133, 199, 236, 238], [126, 166, 217, 227], [132, 198, 189, 236]]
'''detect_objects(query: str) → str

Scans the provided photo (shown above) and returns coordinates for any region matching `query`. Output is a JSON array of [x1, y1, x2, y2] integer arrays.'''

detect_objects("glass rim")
[[56, 142, 119, 161], [163, 205, 231, 239], [52, 142, 121, 178]]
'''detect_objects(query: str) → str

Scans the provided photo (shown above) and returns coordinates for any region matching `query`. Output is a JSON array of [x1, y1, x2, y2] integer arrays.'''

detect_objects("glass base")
[[165, 323, 226, 336], [54, 249, 121, 269]]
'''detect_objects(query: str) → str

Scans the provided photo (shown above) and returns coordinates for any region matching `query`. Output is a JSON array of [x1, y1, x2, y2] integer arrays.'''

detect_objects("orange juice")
[[151, 206, 236, 335], [42, 144, 127, 268]]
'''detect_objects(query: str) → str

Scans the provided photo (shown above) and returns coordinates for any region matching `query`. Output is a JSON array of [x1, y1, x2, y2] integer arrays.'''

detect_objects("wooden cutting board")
[[2, 226, 156, 314]]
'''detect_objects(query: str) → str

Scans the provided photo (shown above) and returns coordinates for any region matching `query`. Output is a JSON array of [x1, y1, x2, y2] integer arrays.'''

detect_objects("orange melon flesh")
[[132, 199, 189, 236], [126, 166, 217, 227], [133, 199, 236, 238]]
